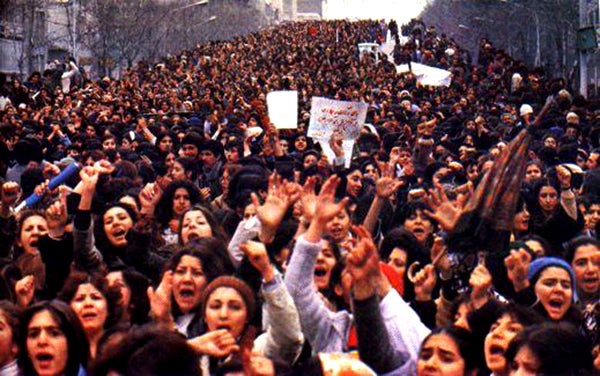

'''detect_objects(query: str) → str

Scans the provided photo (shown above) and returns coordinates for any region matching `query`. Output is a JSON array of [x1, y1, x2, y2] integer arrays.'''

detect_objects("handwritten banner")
[[307, 97, 368, 140]]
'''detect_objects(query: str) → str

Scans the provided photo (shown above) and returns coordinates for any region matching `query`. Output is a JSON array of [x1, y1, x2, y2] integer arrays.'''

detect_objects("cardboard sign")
[[266, 91, 298, 129], [307, 97, 368, 140]]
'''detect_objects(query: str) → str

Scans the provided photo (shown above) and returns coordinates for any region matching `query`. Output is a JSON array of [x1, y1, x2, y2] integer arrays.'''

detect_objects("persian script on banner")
[[307, 97, 368, 140]]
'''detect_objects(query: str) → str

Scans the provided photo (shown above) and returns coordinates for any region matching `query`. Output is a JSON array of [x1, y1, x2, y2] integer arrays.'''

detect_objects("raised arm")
[[242, 240, 304, 365], [284, 176, 350, 353]]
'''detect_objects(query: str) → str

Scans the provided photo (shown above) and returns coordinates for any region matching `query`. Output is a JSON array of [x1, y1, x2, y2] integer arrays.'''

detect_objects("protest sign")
[[396, 62, 452, 87], [358, 43, 380, 63], [266, 91, 298, 129], [307, 97, 368, 140]]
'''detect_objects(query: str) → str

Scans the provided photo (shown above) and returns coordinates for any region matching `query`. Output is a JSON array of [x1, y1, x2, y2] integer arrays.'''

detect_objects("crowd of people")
[[0, 17, 598, 375]]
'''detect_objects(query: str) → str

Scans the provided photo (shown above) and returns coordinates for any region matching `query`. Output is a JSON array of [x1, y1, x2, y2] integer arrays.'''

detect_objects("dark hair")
[[173, 157, 199, 181], [564, 236, 599, 264], [18, 300, 89, 375], [92, 325, 200, 376], [505, 323, 593, 375], [155, 179, 203, 227], [0, 300, 21, 357], [58, 271, 123, 330], [379, 227, 430, 301], [178, 204, 228, 244], [419, 326, 478, 374], [118, 269, 151, 326]]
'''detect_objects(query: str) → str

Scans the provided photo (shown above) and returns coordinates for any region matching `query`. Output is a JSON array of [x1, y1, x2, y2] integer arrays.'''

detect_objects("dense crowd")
[[0, 17, 598, 375]]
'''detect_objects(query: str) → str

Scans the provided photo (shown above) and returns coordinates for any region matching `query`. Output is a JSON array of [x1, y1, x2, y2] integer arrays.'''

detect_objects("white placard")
[[266, 91, 298, 129]]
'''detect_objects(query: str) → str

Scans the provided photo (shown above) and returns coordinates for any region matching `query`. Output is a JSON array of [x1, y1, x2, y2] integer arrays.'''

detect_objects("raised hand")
[[424, 183, 465, 233], [251, 173, 299, 235], [504, 248, 532, 292], [413, 264, 437, 301], [346, 226, 387, 300], [469, 261, 492, 309], [375, 162, 403, 199], [15, 275, 35, 308], [188, 329, 240, 358], [46, 197, 68, 238], [138, 182, 161, 214], [241, 240, 275, 282], [1, 181, 21, 209], [313, 175, 349, 225], [299, 176, 318, 223], [93, 159, 115, 175], [147, 271, 174, 325], [79, 166, 99, 192], [556, 165, 572, 190]]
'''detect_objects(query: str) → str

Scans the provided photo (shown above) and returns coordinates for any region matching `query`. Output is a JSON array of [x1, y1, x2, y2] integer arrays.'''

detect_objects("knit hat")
[[201, 276, 256, 321], [528, 257, 578, 302]]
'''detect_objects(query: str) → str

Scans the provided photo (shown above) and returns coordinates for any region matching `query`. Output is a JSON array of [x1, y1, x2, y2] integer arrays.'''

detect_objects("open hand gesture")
[[425, 183, 469, 232]]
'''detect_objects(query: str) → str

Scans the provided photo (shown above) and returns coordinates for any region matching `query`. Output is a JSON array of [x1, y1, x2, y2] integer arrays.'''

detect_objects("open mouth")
[[314, 267, 327, 277], [112, 228, 127, 238], [548, 298, 564, 309], [187, 232, 200, 241], [488, 344, 505, 356], [217, 324, 231, 332], [35, 353, 54, 367], [81, 312, 97, 320], [179, 287, 195, 298]]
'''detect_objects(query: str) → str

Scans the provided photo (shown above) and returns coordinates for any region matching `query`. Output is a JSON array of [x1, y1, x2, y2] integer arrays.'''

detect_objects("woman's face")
[[417, 333, 466, 376], [387, 248, 407, 280], [513, 205, 530, 233], [0, 311, 18, 367], [102, 138, 116, 151], [363, 164, 379, 182], [19, 215, 48, 254], [453, 302, 470, 331], [543, 137, 557, 150], [509, 345, 539, 376], [103, 207, 133, 247], [534, 267, 573, 321], [314, 240, 337, 290], [173, 255, 206, 314], [165, 152, 176, 169], [346, 170, 363, 198], [538, 186, 558, 214], [294, 136, 307, 152], [205, 287, 248, 339], [70, 283, 108, 335], [180, 210, 213, 244], [325, 210, 351, 244], [26, 310, 68, 376], [169, 161, 188, 181], [172, 188, 192, 217], [571, 244, 600, 296], [105, 271, 131, 311], [404, 210, 434, 245], [524, 164, 542, 183], [158, 136, 173, 153], [484, 314, 524, 374]]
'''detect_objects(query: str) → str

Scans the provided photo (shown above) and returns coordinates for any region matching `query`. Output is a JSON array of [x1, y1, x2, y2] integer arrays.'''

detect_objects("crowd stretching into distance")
[[0, 17, 598, 376]]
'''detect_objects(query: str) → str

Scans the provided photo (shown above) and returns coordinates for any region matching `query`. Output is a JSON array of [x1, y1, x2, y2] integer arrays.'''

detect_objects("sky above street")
[[322, 0, 428, 23]]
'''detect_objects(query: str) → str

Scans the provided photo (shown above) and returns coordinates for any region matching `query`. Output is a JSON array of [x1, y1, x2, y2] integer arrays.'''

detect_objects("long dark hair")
[[18, 300, 89, 376]]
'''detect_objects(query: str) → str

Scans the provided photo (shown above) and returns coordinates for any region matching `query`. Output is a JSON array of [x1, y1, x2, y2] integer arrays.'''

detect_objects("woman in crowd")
[[58, 272, 121, 360], [18, 300, 89, 376]]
